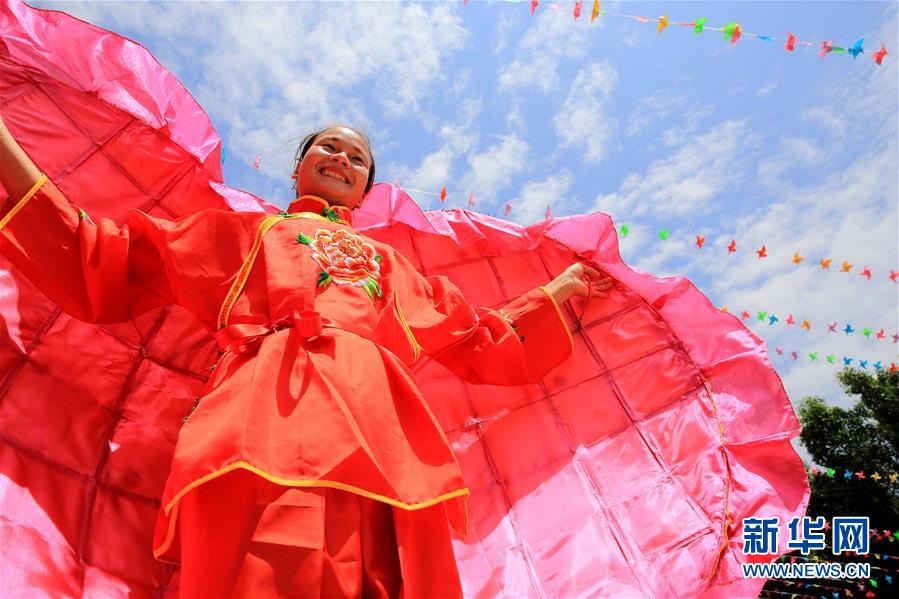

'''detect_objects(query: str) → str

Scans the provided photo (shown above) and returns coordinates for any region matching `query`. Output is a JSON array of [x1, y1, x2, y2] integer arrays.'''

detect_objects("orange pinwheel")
[[658, 16, 669, 34]]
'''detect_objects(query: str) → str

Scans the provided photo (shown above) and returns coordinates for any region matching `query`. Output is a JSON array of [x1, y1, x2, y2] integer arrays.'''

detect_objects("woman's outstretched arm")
[[0, 113, 42, 200], [388, 247, 611, 387], [0, 112, 177, 324]]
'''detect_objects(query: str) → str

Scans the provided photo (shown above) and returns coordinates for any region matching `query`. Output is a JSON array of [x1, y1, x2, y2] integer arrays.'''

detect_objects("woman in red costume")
[[0, 114, 612, 597]]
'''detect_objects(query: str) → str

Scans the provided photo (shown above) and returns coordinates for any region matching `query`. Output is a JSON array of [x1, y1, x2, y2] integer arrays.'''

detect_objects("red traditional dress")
[[0, 174, 574, 596], [0, 3, 811, 596]]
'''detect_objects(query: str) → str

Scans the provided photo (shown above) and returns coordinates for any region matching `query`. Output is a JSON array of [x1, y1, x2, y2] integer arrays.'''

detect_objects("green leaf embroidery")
[[322, 207, 340, 222], [374, 254, 383, 263], [360, 280, 383, 302], [277, 211, 291, 217], [297, 232, 312, 245], [317, 271, 332, 288]]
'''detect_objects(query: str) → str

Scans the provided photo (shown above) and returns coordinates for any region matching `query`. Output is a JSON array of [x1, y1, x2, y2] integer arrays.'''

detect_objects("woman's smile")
[[293, 125, 373, 209], [319, 166, 350, 184]]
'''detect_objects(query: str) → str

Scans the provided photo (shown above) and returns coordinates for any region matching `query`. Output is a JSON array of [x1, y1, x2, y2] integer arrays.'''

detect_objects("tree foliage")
[[797, 368, 898, 528]]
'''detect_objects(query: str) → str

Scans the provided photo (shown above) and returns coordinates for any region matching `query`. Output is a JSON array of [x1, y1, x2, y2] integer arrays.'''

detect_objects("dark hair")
[[292, 124, 376, 196]]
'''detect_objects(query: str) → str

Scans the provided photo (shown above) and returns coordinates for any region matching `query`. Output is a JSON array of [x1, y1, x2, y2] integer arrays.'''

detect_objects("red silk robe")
[[0, 174, 574, 567]]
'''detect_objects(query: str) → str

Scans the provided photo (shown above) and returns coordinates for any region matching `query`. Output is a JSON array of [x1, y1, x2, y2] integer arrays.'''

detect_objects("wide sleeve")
[[0, 173, 177, 324], [389, 248, 575, 386]]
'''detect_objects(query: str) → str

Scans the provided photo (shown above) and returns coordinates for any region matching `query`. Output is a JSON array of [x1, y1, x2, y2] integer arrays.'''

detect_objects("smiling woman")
[[0, 1, 810, 597], [0, 96, 612, 595], [290, 125, 377, 210]]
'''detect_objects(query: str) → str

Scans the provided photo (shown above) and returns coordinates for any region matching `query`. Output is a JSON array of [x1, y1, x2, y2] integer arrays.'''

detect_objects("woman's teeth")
[[321, 169, 348, 183]]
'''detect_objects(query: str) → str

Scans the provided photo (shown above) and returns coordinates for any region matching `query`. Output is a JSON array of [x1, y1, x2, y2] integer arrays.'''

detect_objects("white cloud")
[[506, 102, 526, 133], [593, 119, 761, 220], [616, 220, 691, 277], [552, 62, 618, 163], [42, 0, 469, 194], [510, 171, 575, 226], [462, 134, 530, 205], [600, 3, 897, 418], [756, 137, 826, 184], [757, 80, 778, 98], [625, 91, 689, 138], [802, 106, 848, 141], [658, 102, 715, 148], [498, 9, 594, 93], [692, 115, 895, 415], [384, 98, 482, 208]]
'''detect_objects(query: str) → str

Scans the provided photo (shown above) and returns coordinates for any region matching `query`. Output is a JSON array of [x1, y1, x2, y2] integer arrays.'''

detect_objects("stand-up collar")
[[286, 195, 353, 227]]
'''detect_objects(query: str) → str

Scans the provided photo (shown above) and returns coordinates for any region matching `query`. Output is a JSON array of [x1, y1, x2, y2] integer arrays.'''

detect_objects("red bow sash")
[[213, 310, 332, 355]]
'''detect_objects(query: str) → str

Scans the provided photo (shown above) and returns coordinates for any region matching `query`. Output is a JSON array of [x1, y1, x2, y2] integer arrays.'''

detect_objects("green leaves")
[[317, 271, 332, 288], [322, 207, 340, 222], [362, 279, 383, 301], [297, 232, 312, 245]]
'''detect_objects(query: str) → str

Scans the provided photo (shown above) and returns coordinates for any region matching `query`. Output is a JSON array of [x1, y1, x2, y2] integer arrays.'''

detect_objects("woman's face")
[[293, 126, 372, 209]]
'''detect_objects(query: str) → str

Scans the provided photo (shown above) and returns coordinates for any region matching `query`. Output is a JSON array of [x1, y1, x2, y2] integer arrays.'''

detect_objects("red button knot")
[[291, 310, 323, 339]]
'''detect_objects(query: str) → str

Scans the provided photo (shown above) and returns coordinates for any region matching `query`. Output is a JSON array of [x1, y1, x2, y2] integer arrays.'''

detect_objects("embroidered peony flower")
[[307, 228, 383, 301]]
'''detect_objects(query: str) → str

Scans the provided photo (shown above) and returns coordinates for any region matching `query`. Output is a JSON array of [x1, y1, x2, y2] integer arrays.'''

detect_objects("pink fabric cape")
[[0, 1, 808, 597]]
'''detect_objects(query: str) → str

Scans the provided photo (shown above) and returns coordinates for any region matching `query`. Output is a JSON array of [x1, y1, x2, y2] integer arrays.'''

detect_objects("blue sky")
[[37, 1, 897, 459]]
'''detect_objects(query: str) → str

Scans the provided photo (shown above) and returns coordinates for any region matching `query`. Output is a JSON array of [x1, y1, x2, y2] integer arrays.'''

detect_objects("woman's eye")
[[353, 157, 364, 164], [322, 143, 335, 150]]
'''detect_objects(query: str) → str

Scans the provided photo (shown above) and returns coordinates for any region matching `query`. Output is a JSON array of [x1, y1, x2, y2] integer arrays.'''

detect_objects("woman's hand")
[[545, 261, 613, 305]]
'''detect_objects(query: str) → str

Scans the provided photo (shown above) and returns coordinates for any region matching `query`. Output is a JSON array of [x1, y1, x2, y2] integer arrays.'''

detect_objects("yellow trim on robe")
[[164, 460, 470, 516], [153, 501, 181, 561], [394, 292, 422, 362], [0, 173, 49, 232], [217, 215, 283, 329], [538, 285, 575, 353], [216, 211, 350, 330], [152, 460, 471, 560]]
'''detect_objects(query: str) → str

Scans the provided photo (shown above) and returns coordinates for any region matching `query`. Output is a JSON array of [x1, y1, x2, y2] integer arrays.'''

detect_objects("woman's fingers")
[[581, 263, 601, 278], [570, 261, 615, 298]]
